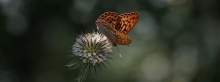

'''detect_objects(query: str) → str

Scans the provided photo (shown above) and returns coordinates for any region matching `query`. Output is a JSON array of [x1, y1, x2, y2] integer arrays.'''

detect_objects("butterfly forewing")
[[96, 20, 131, 45], [116, 12, 139, 34], [96, 19, 117, 43], [97, 11, 118, 29]]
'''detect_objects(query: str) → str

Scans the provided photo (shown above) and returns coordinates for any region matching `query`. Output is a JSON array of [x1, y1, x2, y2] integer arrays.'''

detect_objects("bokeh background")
[[0, 0, 220, 82]]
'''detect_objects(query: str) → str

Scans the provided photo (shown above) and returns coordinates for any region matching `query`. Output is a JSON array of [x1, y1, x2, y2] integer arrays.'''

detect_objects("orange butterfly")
[[96, 11, 139, 46]]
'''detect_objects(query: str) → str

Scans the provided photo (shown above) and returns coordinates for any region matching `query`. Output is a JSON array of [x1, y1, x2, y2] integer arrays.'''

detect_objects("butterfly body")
[[96, 11, 139, 46]]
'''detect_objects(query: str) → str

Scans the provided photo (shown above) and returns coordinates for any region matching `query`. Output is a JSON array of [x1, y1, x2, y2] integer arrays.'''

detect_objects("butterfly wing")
[[96, 19, 117, 44], [97, 11, 119, 28], [96, 19, 131, 46], [115, 12, 139, 34]]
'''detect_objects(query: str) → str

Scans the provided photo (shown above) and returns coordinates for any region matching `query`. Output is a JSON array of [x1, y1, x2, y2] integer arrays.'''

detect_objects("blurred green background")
[[0, 0, 220, 82]]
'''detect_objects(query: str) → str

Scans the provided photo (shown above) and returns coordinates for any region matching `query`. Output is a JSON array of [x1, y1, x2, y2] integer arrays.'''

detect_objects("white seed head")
[[72, 32, 112, 65]]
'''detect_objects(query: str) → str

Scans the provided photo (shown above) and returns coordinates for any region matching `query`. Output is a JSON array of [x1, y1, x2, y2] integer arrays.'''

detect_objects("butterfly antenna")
[[116, 46, 122, 57]]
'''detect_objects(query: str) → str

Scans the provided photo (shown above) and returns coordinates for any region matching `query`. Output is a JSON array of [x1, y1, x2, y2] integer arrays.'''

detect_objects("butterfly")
[[95, 11, 139, 46]]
